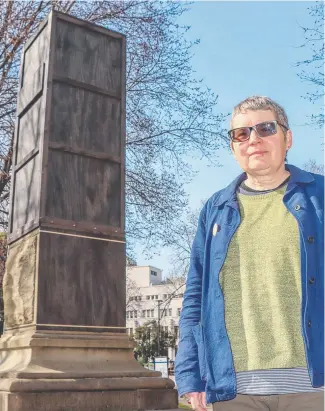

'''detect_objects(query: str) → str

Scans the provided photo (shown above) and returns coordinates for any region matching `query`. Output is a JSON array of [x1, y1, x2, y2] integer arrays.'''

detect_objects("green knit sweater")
[[219, 186, 307, 372]]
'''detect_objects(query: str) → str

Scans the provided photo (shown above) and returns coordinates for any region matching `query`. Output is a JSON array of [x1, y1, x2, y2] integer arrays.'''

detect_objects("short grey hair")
[[231, 96, 289, 129]]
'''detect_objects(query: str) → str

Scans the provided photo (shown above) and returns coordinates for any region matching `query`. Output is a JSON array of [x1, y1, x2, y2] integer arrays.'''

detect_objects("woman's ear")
[[285, 129, 293, 150]]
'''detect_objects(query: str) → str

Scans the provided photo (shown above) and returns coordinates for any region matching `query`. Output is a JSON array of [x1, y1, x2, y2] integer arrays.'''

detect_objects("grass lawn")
[[178, 403, 192, 409]]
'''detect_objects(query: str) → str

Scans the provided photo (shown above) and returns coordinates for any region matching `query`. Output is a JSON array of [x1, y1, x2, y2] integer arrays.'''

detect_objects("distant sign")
[[154, 356, 168, 378]]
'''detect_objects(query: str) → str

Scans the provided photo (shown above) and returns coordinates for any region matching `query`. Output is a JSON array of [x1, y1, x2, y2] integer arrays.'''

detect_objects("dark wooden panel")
[[37, 232, 125, 327], [22, 26, 47, 85], [55, 19, 121, 93], [46, 151, 121, 227], [11, 156, 40, 233], [49, 141, 121, 163], [18, 64, 44, 115], [18, 23, 48, 113], [40, 216, 123, 238], [16, 98, 43, 164], [50, 83, 121, 156], [52, 76, 120, 99]]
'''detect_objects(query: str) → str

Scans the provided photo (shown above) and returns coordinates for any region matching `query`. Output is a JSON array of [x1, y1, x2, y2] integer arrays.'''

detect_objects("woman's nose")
[[249, 128, 262, 143]]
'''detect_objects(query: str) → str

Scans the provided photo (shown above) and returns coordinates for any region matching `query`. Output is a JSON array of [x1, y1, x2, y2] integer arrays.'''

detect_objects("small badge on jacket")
[[213, 223, 219, 236]]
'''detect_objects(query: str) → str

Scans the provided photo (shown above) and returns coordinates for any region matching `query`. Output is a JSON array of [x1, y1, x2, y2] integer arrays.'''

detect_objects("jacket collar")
[[213, 164, 315, 207]]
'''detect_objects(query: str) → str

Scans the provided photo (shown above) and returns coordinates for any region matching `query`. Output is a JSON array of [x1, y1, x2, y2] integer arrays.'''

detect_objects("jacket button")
[[307, 236, 314, 243], [308, 320, 312, 327], [309, 277, 315, 284], [295, 205, 301, 211]]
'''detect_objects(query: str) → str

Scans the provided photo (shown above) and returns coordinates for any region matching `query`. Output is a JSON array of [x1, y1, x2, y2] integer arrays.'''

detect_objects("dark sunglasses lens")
[[231, 128, 250, 142], [256, 122, 276, 137]]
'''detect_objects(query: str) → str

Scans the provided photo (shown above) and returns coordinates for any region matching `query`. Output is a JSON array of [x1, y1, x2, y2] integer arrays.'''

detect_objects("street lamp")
[[157, 300, 162, 356]]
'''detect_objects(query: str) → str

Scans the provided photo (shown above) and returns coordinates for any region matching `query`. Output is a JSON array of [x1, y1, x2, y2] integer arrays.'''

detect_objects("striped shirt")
[[236, 368, 324, 394]]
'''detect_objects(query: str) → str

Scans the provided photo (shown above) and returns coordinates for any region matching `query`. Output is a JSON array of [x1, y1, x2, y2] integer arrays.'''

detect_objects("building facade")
[[126, 265, 185, 360]]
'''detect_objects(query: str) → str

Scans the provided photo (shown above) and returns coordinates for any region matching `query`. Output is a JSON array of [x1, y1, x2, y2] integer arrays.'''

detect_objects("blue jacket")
[[175, 165, 324, 404]]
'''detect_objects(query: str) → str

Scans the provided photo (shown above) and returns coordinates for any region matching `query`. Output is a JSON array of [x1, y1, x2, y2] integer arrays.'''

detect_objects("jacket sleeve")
[[175, 204, 207, 396]]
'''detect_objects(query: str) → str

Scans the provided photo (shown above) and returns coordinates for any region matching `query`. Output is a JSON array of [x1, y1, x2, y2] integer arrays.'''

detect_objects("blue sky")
[[135, 1, 324, 275]]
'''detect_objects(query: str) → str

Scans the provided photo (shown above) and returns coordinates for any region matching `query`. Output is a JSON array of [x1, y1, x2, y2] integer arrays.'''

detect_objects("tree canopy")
[[0, 1, 226, 254], [133, 320, 176, 363]]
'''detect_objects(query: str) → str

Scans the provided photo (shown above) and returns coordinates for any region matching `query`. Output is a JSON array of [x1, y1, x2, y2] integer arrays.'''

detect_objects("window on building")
[[163, 294, 167, 299], [151, 270, 157, 276], [146, 296, 150, 300], [174, 326, 179, 337], [177, 308, 181, 316], [168, 308, 172, 316], [134, 311, 137, 318], [151, 309, 154, 317], [129, 328, 133, 335], [130, 311, 133, 318], [175, 293, 184, 298], [142, 310, 145, 318], [126, 311, 129, 319], [155, 295, 158, 299], [146, 310, 150, 317], [138, 296, 142, 301]]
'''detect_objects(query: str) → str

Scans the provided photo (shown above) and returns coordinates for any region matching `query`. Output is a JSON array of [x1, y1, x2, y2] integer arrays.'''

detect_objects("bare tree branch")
[[303, 159, 324, 175], [296, 2, 324, 129]]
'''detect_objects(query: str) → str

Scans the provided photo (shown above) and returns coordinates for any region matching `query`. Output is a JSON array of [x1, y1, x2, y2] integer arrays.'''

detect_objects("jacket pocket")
[[192, 323, 207, 381]]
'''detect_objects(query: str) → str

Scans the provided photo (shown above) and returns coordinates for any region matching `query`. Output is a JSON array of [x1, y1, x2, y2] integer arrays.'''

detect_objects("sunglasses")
[[228, 120, 288, 143]]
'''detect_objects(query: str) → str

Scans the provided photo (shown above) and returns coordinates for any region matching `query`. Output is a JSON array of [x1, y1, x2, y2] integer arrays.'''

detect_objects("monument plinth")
[[0, 11, 178, 411]]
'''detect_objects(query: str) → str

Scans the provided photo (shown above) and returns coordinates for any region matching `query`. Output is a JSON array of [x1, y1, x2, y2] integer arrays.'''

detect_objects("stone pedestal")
[[0, 326, 177, 410], [0, 11, 179, 410]]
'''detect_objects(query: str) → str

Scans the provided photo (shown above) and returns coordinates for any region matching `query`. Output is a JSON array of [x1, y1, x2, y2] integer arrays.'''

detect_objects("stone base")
[[0, 328, 163, 379], [0, 328, 179, 410], [0, 389, 179, 411]]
